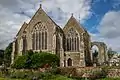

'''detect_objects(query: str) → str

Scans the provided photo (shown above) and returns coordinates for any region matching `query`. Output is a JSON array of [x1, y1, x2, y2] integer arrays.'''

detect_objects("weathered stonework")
[[91, 42, 108, 65], [11, 5, 108, 67]]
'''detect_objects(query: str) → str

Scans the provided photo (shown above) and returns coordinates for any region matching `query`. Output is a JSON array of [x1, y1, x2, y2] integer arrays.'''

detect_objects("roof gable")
[[63, 15, 86, 34], [28, 4, 59, 32], [16, 22, 28, 36], [16, 4, 62, 37]]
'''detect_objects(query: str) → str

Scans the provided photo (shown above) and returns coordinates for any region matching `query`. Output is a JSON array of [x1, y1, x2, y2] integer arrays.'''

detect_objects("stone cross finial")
[[71, 13, 73, 17], [79, 14, 80, 23], [40, 4, 42, 8], [13, 37, 16, 41]]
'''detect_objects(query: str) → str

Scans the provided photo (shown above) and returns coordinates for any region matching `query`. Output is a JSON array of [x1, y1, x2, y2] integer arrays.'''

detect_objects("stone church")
[[11, 5, 108, 67]]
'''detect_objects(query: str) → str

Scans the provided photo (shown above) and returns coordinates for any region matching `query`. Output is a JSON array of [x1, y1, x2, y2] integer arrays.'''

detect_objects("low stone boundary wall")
[[107, 69, 120, 78], [58, 67, 102, 78], [59, 67, 120, 78], [58, 67, 77, 76]]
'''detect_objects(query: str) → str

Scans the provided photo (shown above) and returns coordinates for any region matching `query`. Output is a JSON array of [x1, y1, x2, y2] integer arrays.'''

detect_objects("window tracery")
[[32, 22, 47, 50], [66, 28, 79, 51]]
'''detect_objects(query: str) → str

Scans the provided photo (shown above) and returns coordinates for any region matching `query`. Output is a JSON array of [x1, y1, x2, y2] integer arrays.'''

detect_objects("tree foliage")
[[93, 50, 98, 57], [0, 50, 4, 65], [4, 42, 12, 66], [31, 52, 59, 68], [12, 51, 59, 69], [107, 48, 117, 59], [12, 55, 27, 69]]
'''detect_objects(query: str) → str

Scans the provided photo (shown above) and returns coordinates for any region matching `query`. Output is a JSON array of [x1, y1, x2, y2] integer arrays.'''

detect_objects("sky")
[[0, 0, 120, 52]]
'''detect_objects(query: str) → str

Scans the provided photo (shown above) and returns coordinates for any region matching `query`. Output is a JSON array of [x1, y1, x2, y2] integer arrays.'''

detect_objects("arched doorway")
[[67, 58, 72, 66]]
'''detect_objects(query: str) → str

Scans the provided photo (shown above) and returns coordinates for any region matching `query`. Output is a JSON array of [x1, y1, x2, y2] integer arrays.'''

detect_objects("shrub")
[[12, 51, 60, 69], [0, 72, 4, 77], [90, 70, 103, 79], [25, 50, 34, 56], [101, 66, 109, 78], [12, 55, 27, 69], [9, 69, 56, 80], [88, 67, 108, 79], [4, 43, 12, 67], [30, 52, 59, 69], [10, 70, 25, 79]]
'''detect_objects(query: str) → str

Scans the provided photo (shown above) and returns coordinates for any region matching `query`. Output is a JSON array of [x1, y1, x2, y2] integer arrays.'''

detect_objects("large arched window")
[[32, 22, 47, 50], [66, 28, 79, 52]]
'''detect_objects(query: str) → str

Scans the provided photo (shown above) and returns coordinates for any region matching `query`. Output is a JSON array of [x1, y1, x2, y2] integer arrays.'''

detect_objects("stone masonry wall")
[[59, 67, 120, 78]]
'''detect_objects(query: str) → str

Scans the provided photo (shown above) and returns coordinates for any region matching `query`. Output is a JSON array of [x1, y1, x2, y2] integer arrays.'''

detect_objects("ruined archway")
[[67, 58, 72, 66], [92, 45, 99, 64], [91, 42, 108, 65]]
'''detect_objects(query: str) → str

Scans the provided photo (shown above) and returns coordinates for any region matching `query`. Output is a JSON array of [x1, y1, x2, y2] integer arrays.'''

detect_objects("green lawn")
[[49, 75, 73, 80], [0, 78, 25, 80], [1, 77, 120, 80], [97, 77, 120, 80], [0, 75, 73, 80], [1, 76, 120, 80]]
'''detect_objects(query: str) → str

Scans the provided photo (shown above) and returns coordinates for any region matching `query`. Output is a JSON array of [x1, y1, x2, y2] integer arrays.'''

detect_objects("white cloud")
[[0, 5, 30, 49], [99, 11, 120, 39], [92, 11, 120, 52], [42, 0, 92, 26], [0, 0, 92, 49]]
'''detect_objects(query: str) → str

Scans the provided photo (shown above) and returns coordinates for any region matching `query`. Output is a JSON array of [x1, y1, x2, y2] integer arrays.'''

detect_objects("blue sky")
[[0, 0, 120, 52], [84, 0, 120, 33]]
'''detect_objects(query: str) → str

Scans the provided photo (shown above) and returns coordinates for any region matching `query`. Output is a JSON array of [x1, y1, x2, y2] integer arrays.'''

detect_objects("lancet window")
[[22, 36, 27, 53]]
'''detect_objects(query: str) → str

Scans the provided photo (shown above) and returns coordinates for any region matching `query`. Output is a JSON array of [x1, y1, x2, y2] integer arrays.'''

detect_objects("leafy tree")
[[0, 50, 4, 65], [4, 42, 12, 67], [93, 50, 98, 57], [30, 52, 59, 69], [12, 55, 27, 69], [24, 50, 34, 68], [107, 48, 116, 59], [12, 50, 34, 69], [12, 51, 60, 69]]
